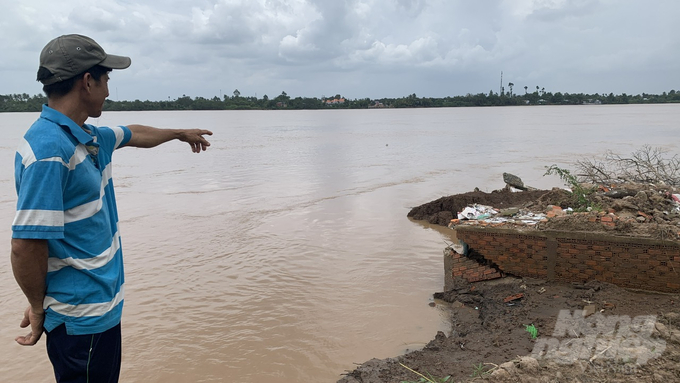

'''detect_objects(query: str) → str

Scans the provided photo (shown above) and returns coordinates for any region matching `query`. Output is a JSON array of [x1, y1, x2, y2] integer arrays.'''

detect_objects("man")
[[11, 34, 213, 382]]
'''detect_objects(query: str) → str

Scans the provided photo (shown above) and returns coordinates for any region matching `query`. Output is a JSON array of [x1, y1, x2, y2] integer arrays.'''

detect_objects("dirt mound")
[[409, 185, 680, 240], [407, 188, 563, 226]]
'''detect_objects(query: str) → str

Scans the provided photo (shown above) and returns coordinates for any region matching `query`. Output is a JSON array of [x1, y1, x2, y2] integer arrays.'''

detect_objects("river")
[[0, 105, 678, 382]]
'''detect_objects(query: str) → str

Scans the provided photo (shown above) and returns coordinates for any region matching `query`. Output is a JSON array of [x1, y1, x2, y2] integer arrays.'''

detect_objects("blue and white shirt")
[[13, 105, 131, 335]]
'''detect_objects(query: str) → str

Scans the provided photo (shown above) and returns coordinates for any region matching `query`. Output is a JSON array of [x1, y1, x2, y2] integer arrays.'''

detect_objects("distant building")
[[368, 100, 385, 108], [325, 98, 345, 105]]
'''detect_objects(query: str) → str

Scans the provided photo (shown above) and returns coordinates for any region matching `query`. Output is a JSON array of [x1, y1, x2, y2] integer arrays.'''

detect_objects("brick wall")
[[452, 226, 680, 293], [444, 247, 503, 286]]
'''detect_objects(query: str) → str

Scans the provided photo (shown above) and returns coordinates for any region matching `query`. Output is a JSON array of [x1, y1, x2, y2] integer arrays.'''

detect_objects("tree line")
[[2, 88, 680, 113]]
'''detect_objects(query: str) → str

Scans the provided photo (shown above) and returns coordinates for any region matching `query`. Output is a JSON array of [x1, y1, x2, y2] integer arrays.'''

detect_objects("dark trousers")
[[46, 323, 122, 383]]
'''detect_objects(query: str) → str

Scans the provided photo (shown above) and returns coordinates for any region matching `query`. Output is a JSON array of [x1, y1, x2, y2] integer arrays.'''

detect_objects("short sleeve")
[[90, 125, 132, 154], [12, 146, 68, 239]]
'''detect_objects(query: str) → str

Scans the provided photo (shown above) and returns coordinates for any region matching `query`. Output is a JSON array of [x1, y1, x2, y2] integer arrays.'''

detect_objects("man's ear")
[[81, 73, 93, 94]]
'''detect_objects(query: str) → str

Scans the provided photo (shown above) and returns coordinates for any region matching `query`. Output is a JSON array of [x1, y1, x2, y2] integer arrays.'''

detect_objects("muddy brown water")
[[1, 105, 679, 382]]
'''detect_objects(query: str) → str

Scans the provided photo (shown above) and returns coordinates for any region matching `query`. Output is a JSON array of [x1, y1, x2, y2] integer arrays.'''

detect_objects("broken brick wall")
[[444, 247, 503, 287], [452, 226, 680, 293]]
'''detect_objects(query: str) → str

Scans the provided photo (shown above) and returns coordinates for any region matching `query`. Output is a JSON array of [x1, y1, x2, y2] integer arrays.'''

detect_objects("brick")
[[451, 228, 680, 293], [629, 247, 644, 255], [504, 293, 524, 302]]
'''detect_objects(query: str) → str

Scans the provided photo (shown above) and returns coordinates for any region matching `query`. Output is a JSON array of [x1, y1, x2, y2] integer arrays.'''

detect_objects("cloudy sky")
[[1, 0, 679, 101]]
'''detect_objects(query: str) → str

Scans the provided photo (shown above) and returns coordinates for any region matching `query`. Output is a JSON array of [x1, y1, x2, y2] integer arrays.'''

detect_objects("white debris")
[[457, 204, 499, 220]]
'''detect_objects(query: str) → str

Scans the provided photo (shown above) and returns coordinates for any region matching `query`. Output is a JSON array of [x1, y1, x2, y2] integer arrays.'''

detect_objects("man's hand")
[[16, 306, 45, 346], [125, 125, 213, 152], [178, 129, 213, 153], [11, 238, 47, 346]]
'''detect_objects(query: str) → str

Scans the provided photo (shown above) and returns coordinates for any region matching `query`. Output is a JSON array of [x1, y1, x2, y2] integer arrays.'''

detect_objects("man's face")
[[87, 73, 110, 118]]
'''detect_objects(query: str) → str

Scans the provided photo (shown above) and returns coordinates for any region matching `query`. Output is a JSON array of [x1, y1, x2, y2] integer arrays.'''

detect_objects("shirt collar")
[[40, 104, 98, 146]]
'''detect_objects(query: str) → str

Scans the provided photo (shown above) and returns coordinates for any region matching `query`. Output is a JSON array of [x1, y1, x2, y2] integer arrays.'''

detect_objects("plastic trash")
[[457, 204, 499, 220]]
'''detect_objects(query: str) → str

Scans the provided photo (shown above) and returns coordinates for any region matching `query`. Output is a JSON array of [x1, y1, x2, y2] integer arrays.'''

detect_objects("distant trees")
[[0, 93, 46, 112], [2, 88, 680, 113]]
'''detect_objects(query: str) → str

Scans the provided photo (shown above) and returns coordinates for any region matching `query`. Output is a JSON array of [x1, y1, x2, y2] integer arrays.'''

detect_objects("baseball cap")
[[37, 34, 131, 85]]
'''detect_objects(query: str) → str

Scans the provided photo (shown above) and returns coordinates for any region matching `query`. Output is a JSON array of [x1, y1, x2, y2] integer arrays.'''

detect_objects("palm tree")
[[508, 82, 514, 97], [524, 86, 528, 95]]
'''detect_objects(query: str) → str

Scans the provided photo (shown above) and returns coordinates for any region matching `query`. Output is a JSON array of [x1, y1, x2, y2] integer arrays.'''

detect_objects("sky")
[[1, 0, 679, 101]]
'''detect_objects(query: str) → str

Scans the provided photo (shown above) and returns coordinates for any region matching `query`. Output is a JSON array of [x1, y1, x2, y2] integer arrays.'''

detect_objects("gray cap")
[[37, 34, 131, 85]]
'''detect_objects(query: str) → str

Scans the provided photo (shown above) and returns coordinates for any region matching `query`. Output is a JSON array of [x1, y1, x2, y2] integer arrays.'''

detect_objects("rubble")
[[409, 181, 680, 241]]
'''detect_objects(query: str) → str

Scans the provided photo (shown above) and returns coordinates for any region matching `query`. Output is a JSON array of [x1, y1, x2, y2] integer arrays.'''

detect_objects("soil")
[[338, 277, 680, 383], [338, 185, 680, 383], [406, 185, 680, 240]]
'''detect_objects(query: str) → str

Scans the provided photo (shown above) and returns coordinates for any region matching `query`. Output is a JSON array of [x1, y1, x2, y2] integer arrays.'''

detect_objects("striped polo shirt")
[[13, 105, 131, 335]]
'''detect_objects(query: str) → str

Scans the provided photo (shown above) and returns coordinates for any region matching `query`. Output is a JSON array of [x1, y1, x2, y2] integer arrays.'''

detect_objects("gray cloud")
[[1, 0, 679, 100]]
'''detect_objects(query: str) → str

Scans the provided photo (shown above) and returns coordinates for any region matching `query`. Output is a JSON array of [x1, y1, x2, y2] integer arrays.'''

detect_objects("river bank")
[[338, 277, 679, 382], [339, 186, 680, 382]]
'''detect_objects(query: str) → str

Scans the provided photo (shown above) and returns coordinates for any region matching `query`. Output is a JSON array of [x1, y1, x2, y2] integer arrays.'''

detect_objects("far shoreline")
[[2, 89, 679, 113]]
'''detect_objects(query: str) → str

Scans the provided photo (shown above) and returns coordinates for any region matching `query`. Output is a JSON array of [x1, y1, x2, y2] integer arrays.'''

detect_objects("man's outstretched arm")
[[11, 238, 48, 346], [124, 125, 213, 153]]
